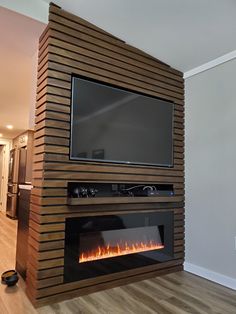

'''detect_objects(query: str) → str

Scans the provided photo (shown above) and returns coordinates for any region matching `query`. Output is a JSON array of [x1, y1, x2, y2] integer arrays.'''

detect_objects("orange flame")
[[79, 240, 164, 263]]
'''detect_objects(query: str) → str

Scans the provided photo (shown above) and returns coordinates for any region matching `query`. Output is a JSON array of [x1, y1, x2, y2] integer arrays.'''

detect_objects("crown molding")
[[184, 50, 236, 79]]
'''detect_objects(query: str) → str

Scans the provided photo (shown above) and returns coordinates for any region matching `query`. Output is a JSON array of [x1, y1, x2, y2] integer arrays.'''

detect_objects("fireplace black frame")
[[64, 211, 174, 283]]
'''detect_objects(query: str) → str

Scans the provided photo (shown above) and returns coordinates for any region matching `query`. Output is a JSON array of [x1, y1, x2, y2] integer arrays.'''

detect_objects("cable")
[[122, 185, 154, 191], [122, 184, 146, 191], [143, 186, 154, 191]]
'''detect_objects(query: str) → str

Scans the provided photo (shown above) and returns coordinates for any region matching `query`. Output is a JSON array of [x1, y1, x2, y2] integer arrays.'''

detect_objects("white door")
[[0, 145, 5, 211]]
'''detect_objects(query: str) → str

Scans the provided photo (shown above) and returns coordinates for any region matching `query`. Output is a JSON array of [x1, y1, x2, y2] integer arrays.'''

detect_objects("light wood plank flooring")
[[0, 211, 235, 314]]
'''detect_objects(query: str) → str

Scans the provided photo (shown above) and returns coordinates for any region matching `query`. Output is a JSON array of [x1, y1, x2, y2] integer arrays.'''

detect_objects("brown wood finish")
[[26, 3, 185, 306], [67, 196, 183, 206], [2, 213, 236, 313]]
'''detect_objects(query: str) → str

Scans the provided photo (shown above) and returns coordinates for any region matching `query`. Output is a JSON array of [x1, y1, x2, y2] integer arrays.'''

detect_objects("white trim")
[[184, 262, 236, 291], [184, 50, 236, 79]]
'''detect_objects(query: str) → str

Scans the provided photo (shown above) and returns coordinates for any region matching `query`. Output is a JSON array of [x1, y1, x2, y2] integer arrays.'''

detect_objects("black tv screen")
[[70, 76, 174, 167]]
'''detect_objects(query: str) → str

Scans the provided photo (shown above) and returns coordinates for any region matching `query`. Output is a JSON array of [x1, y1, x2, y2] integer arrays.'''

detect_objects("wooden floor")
[[0, 212, 235, 314]]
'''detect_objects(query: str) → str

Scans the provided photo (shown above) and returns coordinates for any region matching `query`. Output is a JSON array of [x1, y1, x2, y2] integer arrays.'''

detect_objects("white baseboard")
[[184, 262, 236, 291]]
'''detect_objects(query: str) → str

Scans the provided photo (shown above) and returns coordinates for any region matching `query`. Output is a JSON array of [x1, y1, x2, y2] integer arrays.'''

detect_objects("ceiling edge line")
[[0, 0, 49, 24], [184, 50, 236, 79]]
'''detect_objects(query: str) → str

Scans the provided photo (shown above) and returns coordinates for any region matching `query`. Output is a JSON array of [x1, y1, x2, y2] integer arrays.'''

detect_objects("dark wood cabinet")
[[18, 148, 27, 184], [25, 131, 34, 184], [15, 187, 31, 279]]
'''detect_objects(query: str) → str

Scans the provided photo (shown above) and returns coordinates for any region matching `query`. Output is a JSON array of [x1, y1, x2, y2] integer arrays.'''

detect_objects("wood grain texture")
[[26, 3, 185, 306], [2, 213, 235, 313]]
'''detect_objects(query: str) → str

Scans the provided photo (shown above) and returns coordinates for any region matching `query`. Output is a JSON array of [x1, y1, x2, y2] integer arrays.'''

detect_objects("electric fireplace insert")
[[64, 211, 174, 283]]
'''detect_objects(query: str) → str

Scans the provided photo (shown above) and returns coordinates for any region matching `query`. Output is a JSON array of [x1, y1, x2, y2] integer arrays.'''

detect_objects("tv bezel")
[[69, 75, 174, 168]]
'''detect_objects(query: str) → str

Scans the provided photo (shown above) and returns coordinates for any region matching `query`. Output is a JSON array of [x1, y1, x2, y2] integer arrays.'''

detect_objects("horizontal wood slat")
[[28, 264, 64, 280], [35, 260, 183, 298], [27, 3, 184, 306], [49, 10, 183, 79], [34, 128, 70, 139], [29, 219, 65, 232], [31, 265, 184, 306], [28, 236, 65, 252], [47, 46, 184, 101], [33, 172, 184, 183], [66, 196, 183, 206], [32, 179, 184, 190], [31, 275, 64, 289], [45, 38, 183, 96], [34, 162, 183, 176], [32, 202, 184, 212], [47, 57, 184, 105], [30, 228, 65, 242], [29, 208, 184, 224]]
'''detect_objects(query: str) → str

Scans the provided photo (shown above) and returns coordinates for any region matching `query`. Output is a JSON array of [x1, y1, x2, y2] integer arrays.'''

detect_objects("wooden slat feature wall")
[[26, 3, 185, 307]]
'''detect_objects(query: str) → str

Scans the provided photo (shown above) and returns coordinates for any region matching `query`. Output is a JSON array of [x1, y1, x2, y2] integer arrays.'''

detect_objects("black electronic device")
[[68, 182, 174, 199], [132, 187, 159, 197], [87, 188, 98, 197], [120, 185, 167, 197], [1, 270, 19, 287], [70, 76, 174, 167]]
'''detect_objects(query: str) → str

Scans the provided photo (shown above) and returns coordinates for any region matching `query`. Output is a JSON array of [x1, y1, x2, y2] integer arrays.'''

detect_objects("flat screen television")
[[70, 76, 174, 167]]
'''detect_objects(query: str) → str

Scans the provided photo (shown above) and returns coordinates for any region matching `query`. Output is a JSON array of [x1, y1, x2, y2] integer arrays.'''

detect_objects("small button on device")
[[88, 188, 98, 197], [79, 187, 88, 197]]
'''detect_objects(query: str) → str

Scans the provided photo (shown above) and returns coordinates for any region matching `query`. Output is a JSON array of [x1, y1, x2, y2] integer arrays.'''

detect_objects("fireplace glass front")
[[64, 211, 173, 283]]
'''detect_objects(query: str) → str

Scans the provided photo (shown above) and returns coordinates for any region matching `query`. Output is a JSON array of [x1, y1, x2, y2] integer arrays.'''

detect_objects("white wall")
[[185, 58, 236, 288], [28, 51, 38, 129], [0, 0, 48, 23]]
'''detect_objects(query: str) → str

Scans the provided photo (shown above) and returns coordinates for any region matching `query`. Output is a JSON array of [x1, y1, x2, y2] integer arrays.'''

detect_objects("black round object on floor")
[[1, 270, 19, 286]]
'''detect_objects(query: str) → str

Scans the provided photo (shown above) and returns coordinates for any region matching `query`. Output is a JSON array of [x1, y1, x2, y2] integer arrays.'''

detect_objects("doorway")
[[0, 145, 5, 211], [0, 141, 11, 212]]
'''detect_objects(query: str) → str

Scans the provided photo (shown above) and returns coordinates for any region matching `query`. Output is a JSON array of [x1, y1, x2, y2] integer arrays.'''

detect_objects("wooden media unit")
[[26, 3, 185, 306]]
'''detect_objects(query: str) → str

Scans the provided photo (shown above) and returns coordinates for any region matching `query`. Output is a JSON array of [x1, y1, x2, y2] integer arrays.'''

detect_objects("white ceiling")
[[42, 0, 236, 72], [0, 7, 45, 138]]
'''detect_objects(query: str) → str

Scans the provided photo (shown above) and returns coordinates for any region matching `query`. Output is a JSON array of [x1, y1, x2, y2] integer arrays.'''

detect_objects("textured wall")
[[185, 59, 236, 281]]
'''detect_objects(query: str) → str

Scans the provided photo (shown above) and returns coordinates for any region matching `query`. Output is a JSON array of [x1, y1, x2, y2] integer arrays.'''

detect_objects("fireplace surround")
[[64, 211, 174, 283], [26, 3, 184, 306]]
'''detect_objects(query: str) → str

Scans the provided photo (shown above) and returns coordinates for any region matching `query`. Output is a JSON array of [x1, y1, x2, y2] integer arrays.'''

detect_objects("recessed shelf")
[[67, 196, 183, 206]]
